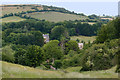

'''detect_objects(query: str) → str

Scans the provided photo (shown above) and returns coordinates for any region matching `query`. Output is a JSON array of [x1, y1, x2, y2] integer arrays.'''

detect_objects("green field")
[[24, 12, 88, 22], [1, 5, 39, 16], [1, 16, 26, 23], [70, 36, 96, 43], [2, 61, 118, 78]]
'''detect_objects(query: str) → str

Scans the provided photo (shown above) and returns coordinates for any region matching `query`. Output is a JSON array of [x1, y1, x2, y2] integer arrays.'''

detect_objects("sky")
[[0, 0, 119, 16]]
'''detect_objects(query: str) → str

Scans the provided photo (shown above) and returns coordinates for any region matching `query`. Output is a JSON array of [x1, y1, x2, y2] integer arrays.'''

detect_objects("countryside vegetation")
[[0, 4, 120, 78]]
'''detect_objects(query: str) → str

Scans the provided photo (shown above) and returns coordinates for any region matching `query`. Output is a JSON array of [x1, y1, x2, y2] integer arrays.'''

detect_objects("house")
[[78, 43, 83, 49], [43, 34, 49, 43]]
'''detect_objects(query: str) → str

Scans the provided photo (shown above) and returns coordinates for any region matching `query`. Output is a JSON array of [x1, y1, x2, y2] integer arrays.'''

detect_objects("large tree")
[[96, 18, 120, 43], [25, 45, 44, 67], [65, 40, 80, 54], [42, 40, 63, 60], [50, 25, 69, 41]]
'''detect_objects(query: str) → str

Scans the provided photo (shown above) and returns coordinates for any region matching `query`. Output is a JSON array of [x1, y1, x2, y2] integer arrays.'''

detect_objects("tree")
[[96, 18, 120, 43], [81, 44, 113, 71], [25, 45, 44, 67], [1, 45, 15, 63], [65, 40, 79, 54], [50, 26, 67, 41], [30, 31, 44, 46], [14, 48, 27, 65], [6, 31, 44, 46], [42, 40, 63, 60]]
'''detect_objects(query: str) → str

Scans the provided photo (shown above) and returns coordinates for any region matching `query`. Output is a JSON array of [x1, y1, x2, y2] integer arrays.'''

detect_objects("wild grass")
[[70, 36, 96, 43], [2, 61, 118, 78], [1, 16, 26, 23], [24, 12, 88, 22]]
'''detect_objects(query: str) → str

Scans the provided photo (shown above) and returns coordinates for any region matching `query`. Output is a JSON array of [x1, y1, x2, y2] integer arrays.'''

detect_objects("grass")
[[1, 5, 37, 16], [64, 66, 82, 72], [24, 12, 88, 22], [70, 36, 96, 43], [1, 16, 26, 23], [2, 61, 118, 78]]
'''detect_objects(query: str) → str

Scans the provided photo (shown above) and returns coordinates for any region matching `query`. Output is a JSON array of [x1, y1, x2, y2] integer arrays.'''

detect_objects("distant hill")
[[0, 4, 88, 22], [0, 4, 112, 23], [1, 4, 77, 16], [1, 16, 26, 23], [23, 11, 88, 22]]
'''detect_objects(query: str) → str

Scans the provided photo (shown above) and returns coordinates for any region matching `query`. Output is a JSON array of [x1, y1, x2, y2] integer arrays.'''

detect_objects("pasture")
[[70, 36, 96, 43], [23, 12, 88, 22], [1, 16, 26, 23], [1, 5, 43, 16]]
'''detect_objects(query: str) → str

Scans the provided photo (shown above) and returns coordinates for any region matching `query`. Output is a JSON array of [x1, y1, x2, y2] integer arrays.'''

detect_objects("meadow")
[[1, 5, 43, 16], [1, 16, 26, 23], [2, 61, 118, 78], [24, 12, 88, 22], [70, 36, 96, 43]]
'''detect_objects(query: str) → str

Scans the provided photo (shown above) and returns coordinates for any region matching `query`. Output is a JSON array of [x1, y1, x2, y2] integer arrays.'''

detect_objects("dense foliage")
[[1, 8, 119, 73], [96, 18, 120, 43]]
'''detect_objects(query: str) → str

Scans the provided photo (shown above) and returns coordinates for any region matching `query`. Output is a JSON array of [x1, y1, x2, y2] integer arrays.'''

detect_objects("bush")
[[14, 48, 27, 65], [2, 46, 15, 63], [62, 59, 71, 68], [53, 60, 62, 69], [81, 44, 114, 71]]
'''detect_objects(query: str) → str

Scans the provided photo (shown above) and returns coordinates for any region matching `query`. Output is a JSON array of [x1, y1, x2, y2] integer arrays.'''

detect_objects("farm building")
[[43, 34, 49, 43], [78, 43, 83, 49]]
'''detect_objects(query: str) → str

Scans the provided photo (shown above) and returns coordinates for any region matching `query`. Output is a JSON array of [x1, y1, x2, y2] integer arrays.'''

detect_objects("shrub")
[[53, 60, 62, 69], [14, 48, 27, 65], [81, 44, 113, 71], [2, 46, 15, 63], [62, 59, 71, 68]]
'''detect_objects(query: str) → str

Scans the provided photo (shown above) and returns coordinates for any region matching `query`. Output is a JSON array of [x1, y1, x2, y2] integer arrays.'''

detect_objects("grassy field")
[[70, 36, 96, 43], [24, 12, 88, 22], [2, 61, 118, 78], [1, 16, 26, 23], [1, 5, 43, 16]]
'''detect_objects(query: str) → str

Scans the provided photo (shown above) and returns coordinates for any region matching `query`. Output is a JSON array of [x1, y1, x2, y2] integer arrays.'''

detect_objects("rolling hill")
[[0, 4, 43, 16], [1, 4, 89, 23], [1, 4, 112, 23], [1, 16, 26, 23], [23, 11, 88, 22]]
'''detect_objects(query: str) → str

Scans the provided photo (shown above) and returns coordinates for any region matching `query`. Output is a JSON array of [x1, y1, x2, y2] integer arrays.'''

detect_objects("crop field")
[[23, 12, 88, 22], [2, 61, 118, 78], [1, 16, 26, 23], [70, 36, 96, 43]]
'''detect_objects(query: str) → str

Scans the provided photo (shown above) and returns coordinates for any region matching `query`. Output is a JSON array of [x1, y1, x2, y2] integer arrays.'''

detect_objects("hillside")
[[0, 4, 91, 23], [1, 4, 43, 16], [23, 12, 88, 22], [2, 61, 118, 78], [0, 4, 112, 23], [0, 16, 26, 23]]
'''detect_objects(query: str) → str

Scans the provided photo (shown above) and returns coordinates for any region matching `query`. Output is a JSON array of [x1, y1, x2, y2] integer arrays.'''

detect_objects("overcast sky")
[[0, 0, 119, 16]]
